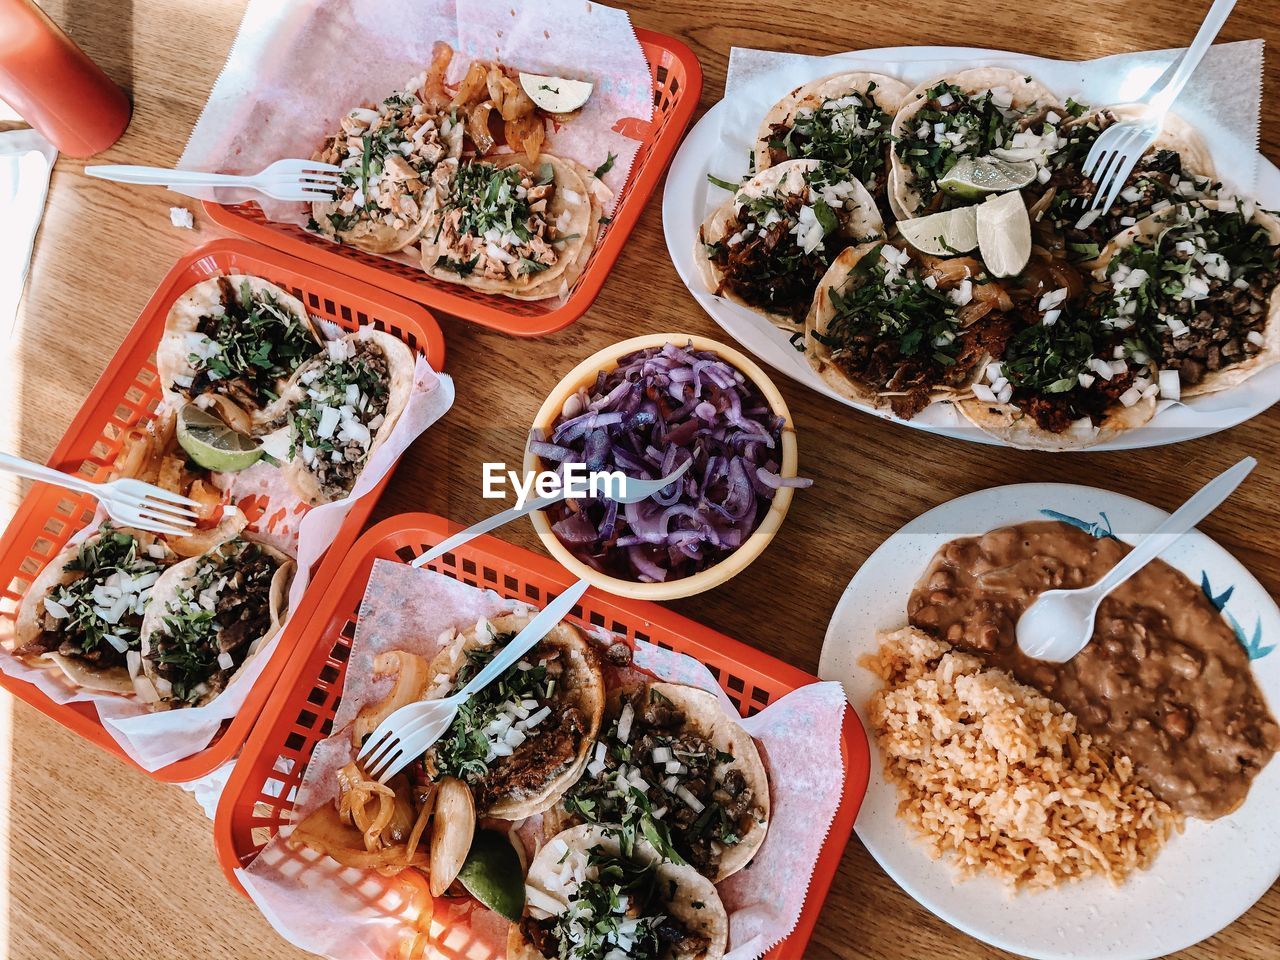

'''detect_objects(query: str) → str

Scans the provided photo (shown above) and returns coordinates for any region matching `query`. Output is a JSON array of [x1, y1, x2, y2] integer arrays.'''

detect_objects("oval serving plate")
[[663, 44, 1280, 450], [818, 482, 1280, 960]]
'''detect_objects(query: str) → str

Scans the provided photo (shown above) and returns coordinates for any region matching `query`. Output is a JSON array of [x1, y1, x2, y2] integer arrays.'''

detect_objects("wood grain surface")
[[2, 0, 1279, 957]]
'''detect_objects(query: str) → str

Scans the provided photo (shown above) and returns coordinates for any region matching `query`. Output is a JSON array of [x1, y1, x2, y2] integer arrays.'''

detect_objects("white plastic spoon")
[[1016, 456, 1256, 662]]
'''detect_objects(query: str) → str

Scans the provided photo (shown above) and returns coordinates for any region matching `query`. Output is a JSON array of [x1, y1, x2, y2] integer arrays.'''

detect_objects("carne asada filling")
[[151, 539, 279, 703], [1099, 200, 1279, 386], [431, 160, 569, 281], [428, 628, 584, 811], [895, 82, 1063, 212], [1038, 108, 1216, 259], [764, 85, 895, 196], [522, 846, 711, 960], [705, 164, 866, 323], [564, 686, 759, 879], [289, 339, 391, 500], [184, 278, 320, 412], [311, 88, 459, 236], [996, 307, 1139, 433], [812, 243, 1016, 418], [18, 524, 169, 669]]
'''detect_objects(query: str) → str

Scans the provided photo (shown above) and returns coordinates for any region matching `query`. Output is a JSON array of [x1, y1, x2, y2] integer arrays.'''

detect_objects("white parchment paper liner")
[[0, 348, 455, 772], [238, 561, 849, 960], [690, 41, 1273, 436], [179, 0, 654, 227]]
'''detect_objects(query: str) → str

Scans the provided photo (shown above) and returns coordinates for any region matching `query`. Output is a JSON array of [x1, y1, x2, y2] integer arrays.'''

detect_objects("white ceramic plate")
[[817, 482, 1280, 959], [662, 44, 1280, 449]]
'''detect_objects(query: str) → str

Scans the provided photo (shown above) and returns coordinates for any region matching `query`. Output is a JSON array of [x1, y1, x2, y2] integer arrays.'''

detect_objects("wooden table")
[[3, 0, 1279, 957]]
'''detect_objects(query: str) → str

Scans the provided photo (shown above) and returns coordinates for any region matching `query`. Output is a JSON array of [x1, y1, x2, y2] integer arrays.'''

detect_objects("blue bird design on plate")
[[1039, 508, 1272, 661]]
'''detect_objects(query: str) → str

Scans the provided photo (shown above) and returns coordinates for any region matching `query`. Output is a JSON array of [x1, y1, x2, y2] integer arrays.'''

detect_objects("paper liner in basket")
[[239, 561, 848, 960], [0, 355, 455, 772], [180, 0, 654, 227]]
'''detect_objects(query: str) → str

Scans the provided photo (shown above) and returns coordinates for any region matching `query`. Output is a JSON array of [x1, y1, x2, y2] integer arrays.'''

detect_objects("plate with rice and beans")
[[819, 482, 1280, 960]]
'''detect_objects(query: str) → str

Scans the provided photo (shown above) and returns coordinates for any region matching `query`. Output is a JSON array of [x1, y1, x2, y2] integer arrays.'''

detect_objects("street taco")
[[311, 76, 465, 254], [754, 71, 910, 216], [1089, 196, 1280, 398], [278, 329, 415, 506], [421, 612, 605, 819], [138, 537, 294, 708], [696, 158, 885, 330], [805, 241, 1018, 419], [890, 68, 1063, 219], [551, 681, 770, 883], [957, 302, 1159, 450], [14, 523, 180, 695], [1033, 103, 1218, 261], [420, 153, 609, 301], [510, 824, 728, 960], [156, 276, 323, 432]]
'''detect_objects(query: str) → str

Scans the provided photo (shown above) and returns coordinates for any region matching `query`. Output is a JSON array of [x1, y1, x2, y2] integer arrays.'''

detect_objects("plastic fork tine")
[[1096, 153, 1144, 215], [134, 507, 197, 528], [135, 485, 200, 508], [139, 499, 200, 521], [1090, 132, 1147, 211], [1088, 147, 1130, 210]]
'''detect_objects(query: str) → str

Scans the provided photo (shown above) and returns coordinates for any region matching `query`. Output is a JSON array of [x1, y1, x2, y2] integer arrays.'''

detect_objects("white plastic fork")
[[410, 459, 694, 569], [1083, 0, 1237, 214], [84, 158, 342, 202], [356, 578, 590, 784], [0, 452, 199, 537]]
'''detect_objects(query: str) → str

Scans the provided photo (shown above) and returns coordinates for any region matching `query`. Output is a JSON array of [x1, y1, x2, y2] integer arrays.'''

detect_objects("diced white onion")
[[617, 702, 634, 743]]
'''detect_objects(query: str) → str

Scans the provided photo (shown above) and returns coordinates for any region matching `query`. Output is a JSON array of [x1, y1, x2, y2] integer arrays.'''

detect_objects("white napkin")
[[0, 128, 57, 343]]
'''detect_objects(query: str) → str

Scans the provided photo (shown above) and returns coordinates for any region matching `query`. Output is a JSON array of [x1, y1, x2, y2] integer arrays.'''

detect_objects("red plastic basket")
[[0, 239, 446, 782], [214, 513, 870, 959], [203, 29, 703, 338]]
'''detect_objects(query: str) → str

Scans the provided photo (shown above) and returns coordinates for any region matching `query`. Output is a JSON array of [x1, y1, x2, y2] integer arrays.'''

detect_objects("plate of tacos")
[[665, 43, 1280, 450], [304, 45, 613, 305], [283, 609, 775, 959], [8, 270, 421, 714]]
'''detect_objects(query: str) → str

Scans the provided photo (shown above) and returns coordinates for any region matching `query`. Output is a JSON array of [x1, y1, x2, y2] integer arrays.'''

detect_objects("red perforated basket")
[[214, 513, 870, 959], [0, 239, 445, 782], [204, 29, 703, 337]]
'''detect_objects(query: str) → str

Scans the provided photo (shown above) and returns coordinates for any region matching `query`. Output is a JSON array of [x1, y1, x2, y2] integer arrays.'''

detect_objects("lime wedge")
[[457, 829, 525, 922], [938, 156, 1038, 198], [176, 403, 263, 472], [519, 73, 593, 113], [896, 206, 979, 257], [976, 191, 1032, 278]]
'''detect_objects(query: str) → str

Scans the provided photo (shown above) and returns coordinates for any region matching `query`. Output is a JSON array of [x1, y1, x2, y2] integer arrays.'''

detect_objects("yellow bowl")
[[526, 333, 800, 601]]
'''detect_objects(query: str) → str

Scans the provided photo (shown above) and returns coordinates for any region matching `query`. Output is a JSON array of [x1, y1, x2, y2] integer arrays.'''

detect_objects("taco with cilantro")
[[1090, 196, 1280, 398], [15, 522, 181, 695], [889, 67, 1063, 220], [1031, 102, 1218, 261], [420, 611, 605, 820], [510, 824, 728, 960], [696, 158, 885, 331], [805, 240, 1019, 419], [277, 329, 415, 506], [956, 300, 1159, 450], [420, 152, 609, 301], [156, 276, 323, 433], [548, 681, 770, 883], [754, 71, 910, 217], [311, 79, 465, 254], [138, 537, 294, 709]]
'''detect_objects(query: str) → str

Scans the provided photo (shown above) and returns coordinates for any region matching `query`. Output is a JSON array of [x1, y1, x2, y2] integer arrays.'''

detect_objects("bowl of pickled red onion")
[[525, 334, 809, 600]]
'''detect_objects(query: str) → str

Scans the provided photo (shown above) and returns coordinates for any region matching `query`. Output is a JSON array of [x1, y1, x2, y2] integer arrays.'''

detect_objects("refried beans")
[[907, 520, 1279, 820]]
